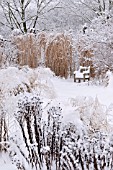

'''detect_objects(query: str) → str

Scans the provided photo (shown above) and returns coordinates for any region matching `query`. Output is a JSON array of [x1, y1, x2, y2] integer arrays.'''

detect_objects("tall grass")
[[0, 32, 74, 78], [45, 33, 73, 78], [14, 32, 73, 78], [15, 34, 40, 68]]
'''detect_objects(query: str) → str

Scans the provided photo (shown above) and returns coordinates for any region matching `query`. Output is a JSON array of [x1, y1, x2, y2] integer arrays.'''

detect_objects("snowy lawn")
[[51, 76, 113, 127], [52, 77, 113, 107]]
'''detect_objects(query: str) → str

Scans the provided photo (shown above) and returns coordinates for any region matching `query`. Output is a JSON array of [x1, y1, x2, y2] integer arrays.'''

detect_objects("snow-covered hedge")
[[0, 66, 56, 98]]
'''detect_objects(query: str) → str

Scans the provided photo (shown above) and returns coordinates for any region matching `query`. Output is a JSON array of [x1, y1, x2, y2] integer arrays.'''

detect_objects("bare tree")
[[62, 0, 113, 24], [0, 0, 60, 33]]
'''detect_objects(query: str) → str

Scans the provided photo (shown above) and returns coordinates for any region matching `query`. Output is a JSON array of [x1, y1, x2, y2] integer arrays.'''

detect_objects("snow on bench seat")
[[74, 66, 90, 82]]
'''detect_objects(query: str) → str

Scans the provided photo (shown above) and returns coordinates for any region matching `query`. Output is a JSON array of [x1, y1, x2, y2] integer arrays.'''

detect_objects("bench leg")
[[83, 75, 85, 82], [74, 75, 76, 82]]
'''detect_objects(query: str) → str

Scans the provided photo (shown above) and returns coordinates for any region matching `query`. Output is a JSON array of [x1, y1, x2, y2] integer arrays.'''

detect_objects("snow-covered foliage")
[[1, 93, 113, 170], [69, 96, 108, 133], [106, 70, 113, 88], [0, 66, 56, 98], [75, 14, 113, 78], [0, 36, 18, 68], [0, 65, 113, 169]]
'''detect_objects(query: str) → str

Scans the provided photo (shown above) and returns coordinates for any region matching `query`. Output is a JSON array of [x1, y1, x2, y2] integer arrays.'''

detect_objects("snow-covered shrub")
[[14, 94, 43, 169], [98, 70, 113, 87], [33, 67, 56, 99], [0, 35, 18, 68], [0, 66, 56, 98], [2, 94, 63, 170], [106, 70, 113, 88], [0, 66, 56, 152], [1, 93, 113, 170], [0, 107, 8, 152], [69, 96, 108, 133], [60, 128, 111, 170], [0, 67, 30, 95]]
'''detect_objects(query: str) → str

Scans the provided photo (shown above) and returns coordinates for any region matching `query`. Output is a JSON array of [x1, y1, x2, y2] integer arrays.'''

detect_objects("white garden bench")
[[74, 66, 90, 83]]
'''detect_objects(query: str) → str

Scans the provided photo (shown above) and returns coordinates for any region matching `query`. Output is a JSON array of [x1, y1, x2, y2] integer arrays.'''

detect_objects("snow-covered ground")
[[1, 67, 113, 170], [0, 66, 113, 130], [52, 77, 113, 107], [51, 76, 113, 127], [0, 153, 17, 170]]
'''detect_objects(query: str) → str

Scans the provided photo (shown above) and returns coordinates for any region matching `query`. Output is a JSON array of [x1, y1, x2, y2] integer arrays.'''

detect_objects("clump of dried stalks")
[[14, 32, 73, 78], [0, 32, 73, 78], [45, 33, 73, 78], [13, 33, 45, 69], [14, 33, 40, 68]]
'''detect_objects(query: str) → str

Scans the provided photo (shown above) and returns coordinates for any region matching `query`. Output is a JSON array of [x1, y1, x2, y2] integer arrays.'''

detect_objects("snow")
[[74, 71, 84, 78], [0, 153, 17, 170], [1, 66, 113, 126], [0, 66, 56, 98], [50, 77, 113, 131], [106, 70, 113, 88], [0, 163, 16, 170], [51, 77, 113, 107], [1, 66, 113, 169], [74, 66, 90, 78]]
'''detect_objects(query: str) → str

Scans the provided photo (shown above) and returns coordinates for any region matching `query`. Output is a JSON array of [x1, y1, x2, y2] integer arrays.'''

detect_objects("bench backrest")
[[79, 66, 90, 74]]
